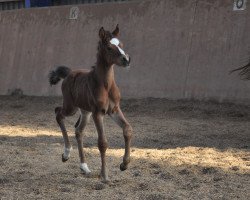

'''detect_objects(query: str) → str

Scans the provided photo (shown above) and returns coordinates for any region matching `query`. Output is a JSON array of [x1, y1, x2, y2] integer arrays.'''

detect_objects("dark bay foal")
[[49, 25, 132, 183]]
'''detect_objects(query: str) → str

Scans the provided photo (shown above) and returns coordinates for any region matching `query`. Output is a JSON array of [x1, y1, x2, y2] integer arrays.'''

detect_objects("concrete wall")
[[0, 0, 250, 102]]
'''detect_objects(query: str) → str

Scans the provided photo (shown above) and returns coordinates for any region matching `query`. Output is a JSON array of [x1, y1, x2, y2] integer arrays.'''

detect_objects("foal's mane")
[[94, 31, 114, 70]]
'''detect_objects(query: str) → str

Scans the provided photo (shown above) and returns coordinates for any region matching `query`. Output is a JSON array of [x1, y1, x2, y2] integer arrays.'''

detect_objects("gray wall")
[[0, 0, 250, 102]]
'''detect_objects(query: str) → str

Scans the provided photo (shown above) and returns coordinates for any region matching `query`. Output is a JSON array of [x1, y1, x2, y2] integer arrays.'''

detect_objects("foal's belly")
[[75, 95, 93, 112], [77, 98, 117, 114]]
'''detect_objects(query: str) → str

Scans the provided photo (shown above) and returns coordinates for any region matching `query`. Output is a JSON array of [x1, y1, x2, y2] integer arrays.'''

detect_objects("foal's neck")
[[94, 54, 115, 90]]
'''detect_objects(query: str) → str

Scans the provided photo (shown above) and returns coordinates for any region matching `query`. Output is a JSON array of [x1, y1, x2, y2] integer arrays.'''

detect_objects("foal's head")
[[98, 25, 130, 68]]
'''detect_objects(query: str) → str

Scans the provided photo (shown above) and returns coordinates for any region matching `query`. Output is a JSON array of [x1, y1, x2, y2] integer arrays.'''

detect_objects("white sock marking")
[[63, 146, 72, 159], [80, 163, 91, 174], [110, 38, 129, 60]]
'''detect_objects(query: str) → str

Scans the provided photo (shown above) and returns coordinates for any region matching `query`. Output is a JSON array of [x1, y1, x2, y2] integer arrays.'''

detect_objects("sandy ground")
[[0, 95, 249, 200]]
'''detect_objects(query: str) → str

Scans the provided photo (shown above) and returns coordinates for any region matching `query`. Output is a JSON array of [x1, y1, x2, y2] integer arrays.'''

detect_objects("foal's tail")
[[49, 66, 71, 86], [230, 61, 250, 80]]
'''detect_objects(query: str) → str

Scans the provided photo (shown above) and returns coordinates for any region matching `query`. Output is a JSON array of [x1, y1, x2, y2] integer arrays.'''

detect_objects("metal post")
[[25, 0, 30, 8]]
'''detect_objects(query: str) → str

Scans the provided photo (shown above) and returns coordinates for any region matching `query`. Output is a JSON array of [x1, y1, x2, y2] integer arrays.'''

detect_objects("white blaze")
[[110, 38, 127, 58], [110, 38, 119, 46]]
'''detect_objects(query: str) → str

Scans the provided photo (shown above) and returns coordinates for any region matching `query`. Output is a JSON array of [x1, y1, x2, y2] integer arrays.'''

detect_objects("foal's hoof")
[[120, 163, 128, 171], [101, 178, 110, 184], [62, 154, 69, 162], [80, 169, 91, 175], [55, 107, 61, 114]]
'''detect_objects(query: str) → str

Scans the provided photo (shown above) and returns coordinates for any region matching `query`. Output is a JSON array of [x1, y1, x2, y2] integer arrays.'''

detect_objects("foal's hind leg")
[[109, 107, 133, 171], [75, 110, 92, 174], [55, 105, 76, 162]]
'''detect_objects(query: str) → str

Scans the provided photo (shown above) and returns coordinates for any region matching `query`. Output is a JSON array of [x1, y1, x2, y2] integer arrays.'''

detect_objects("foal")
[[49, 25, 132, 183]]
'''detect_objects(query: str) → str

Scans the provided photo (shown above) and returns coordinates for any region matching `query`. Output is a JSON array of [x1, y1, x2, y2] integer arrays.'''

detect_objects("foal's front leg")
[[109, 107, 132, 171], [92, 112, 109, 183]]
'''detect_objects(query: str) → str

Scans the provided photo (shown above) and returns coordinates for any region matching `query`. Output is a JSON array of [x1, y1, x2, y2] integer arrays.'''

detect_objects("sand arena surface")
[[0, 96, 249, 200]]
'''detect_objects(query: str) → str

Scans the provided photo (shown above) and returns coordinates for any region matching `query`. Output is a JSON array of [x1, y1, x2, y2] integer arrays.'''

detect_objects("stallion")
[[49, 25, 132, 183]]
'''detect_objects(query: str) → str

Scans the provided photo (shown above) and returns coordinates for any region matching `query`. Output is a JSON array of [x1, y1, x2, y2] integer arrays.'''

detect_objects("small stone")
[[230, 166, 239, 171], [138, 182, 149, 190], [160, 172, 173, 180], [0, 177, 10, 184], [150, 163, 160, 169], [153, 170, 161, 175], [139, 193, 166, 200], [213, 177, 222, 182], [133, 171, 141, 177], [202, 167, 217, 174], [94, 183, 105, 190], [60, 187, 71, 193], [179, 169, 190, 175]]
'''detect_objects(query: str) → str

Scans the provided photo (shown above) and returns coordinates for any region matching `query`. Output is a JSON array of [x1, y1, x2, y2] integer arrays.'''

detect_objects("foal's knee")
[[55, 107, 64, 122], [123, 124, 132, 139], [55, 107, 61, 114], [98, 139, 108, 152], [75, 132, 81, 141], [74, 115, 81, 128], [75, 124, 83, 135]]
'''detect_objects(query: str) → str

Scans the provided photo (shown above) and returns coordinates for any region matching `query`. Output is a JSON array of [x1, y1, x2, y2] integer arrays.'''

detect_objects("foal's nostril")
[[121, 55, 130, 66], [122, 57, 127, 63]]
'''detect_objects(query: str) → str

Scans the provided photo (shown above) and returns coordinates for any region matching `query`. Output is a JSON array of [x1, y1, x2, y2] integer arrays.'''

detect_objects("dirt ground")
[[0, 96, 249, 200]]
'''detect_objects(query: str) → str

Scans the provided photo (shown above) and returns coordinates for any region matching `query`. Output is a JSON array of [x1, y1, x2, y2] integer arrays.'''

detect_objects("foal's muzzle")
[[122, 54, 131, 67]]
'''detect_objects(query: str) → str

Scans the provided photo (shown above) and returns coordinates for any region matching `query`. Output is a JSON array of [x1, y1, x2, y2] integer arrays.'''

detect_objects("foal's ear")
[[99, 27, 106, 41], [112, 24, 119, 37]]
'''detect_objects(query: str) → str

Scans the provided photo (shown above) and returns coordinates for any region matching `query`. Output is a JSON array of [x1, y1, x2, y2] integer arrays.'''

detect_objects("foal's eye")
[[107, 46, 112, 51]]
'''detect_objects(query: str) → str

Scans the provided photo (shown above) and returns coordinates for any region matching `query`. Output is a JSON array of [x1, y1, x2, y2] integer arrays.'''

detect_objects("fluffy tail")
[[230, 62, 250, 80], [49, 66, 71, 86]]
